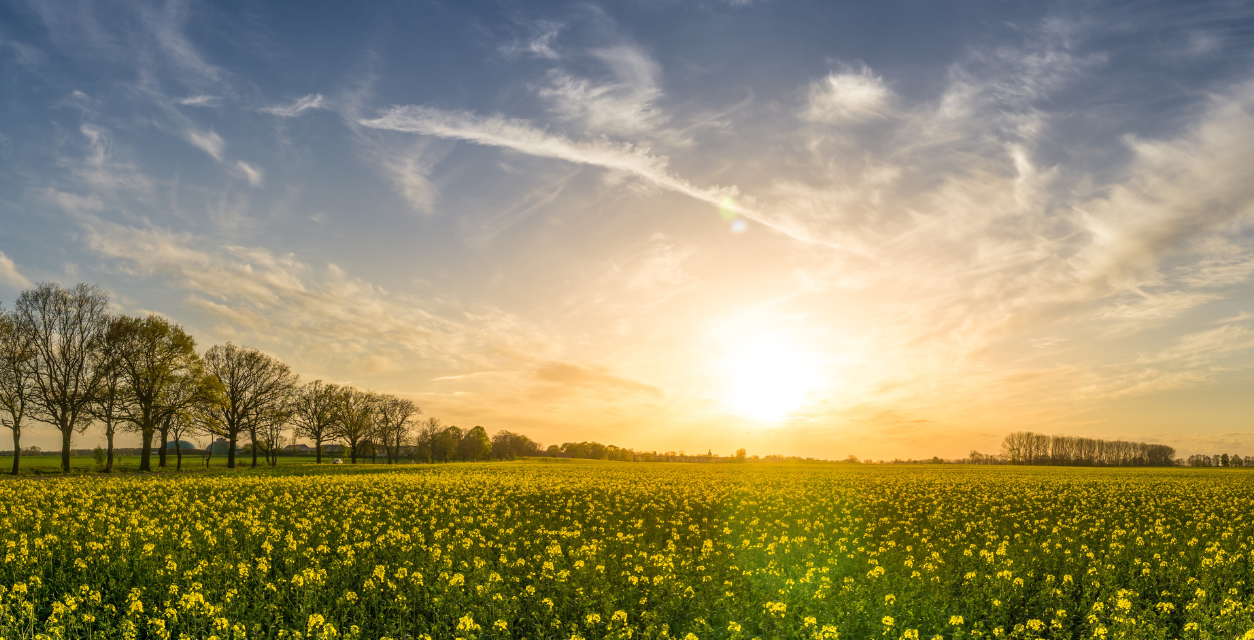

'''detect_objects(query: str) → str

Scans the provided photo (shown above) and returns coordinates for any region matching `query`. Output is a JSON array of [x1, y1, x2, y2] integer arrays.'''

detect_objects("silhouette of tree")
[[291, 380, 340, 464], [202, 343, 298, 469], [0, 305, 34, 475], [14, 283, 111, 473]]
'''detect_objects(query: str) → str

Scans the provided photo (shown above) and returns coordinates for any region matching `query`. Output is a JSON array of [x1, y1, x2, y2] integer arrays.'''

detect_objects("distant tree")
[[434, 425, 462, 462], [14, 282, 111, 473], [459, 425, 491, 461], [735, 448, 747, 462], [375, 395, 419, 464], [110, 315, 207, 472], [415, 417, 441, 463], [202, 343, 298, 469], [291, 380, 340, 463], [546, 444, 560, 457], [89, 319, 126, 473], [257, 400, 292, 467], [0, 306, 35, 475], [1231, 453, 1244, 468], [490, 430, 542, 459], [166, 410, 198, 471], [331, 387, 376, 464]]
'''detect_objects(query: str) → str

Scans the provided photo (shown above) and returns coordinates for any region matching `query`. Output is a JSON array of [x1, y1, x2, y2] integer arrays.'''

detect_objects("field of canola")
[[1, 462, 1253, 640]]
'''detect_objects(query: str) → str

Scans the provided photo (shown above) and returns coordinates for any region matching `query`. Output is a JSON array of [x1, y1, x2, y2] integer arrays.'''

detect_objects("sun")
[[721, 339, 818, 421]]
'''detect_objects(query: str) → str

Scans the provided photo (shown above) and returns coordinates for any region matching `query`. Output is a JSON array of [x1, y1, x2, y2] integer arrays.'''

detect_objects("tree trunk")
[[105, 424, 115, 473], [159, 429, 169, 468], [227, 435, 237, 469], [176, 445, 183, 471], [10, 428, 19, 475], [316, 441, 322, 464], [139, 430, 154, 472], [60, 426, 72, 474], [250, 431, 258, 468]]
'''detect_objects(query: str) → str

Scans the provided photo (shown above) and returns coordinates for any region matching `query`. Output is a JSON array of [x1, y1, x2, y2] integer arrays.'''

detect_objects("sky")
[[1, 0, 1253, 459]]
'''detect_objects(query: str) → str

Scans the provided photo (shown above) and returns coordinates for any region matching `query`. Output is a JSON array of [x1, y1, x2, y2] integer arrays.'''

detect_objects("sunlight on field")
[[0, 463, 1253, 639]]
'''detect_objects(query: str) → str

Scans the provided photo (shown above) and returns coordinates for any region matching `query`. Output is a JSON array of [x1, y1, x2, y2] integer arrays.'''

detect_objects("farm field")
[[1, 462, 1253, 639]]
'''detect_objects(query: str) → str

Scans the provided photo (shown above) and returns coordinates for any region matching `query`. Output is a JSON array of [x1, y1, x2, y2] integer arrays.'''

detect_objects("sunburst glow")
[[722, 339, 819, 422]]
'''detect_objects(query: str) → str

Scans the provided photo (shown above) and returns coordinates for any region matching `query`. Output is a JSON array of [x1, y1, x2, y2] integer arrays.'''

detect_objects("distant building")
[[210, 438, 234, 456], [283, 443, 314, 453]]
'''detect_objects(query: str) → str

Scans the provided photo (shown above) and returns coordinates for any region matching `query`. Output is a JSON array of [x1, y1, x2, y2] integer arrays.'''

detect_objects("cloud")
[[499, 21, 562, 60], [538, 45, 665, 137], [177, 95, 221, 107], [233, 161, 264, 187], [78, 215, 557, 376], [803, 66, 892, 122], [360, 106, 728, 202], [529, 361, 662, 402], [260, 93, 327, 117], [185, 129, 225, 161], [0, 252, 31, 289]]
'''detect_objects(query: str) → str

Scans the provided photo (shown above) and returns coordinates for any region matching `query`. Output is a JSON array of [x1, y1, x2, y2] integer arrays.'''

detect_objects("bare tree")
[[0, 306, 34, 475], [258, 400, 293, 467], [375, 394, 419, 464], [202, 343, 298, 469], [416, 416, 441, 462], [291, 380, 340, 463], [331, 387, 376, 464], [14, 283, 111, 473], [89, 319, 126, 473], [166, 410, 197, 471]]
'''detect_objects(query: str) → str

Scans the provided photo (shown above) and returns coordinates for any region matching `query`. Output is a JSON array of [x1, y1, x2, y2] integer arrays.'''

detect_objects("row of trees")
[[1001, 431, 1176, 466], [1187, 453, 1253, 467], [0, 282, 540, 474]]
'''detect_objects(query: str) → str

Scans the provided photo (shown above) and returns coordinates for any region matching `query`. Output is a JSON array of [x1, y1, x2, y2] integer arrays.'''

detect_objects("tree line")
[[0, 282, 547, 474], [1000, 431, 1176, 466]]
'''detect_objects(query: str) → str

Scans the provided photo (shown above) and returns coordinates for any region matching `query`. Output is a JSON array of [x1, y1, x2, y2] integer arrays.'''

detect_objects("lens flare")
[[718, 196, 738, 222]]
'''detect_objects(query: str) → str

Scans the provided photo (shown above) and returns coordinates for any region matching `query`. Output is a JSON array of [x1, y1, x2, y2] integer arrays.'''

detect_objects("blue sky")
[[2, 0, 1253, 458]]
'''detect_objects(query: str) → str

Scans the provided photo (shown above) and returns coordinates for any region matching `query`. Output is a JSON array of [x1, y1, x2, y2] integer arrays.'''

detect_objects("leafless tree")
[[14, 283, 111, 473], [202, 343, 298, 469], [331, 387, 376, 464], [374, 394, 419, 464], [89, 319, 126, 472], [291, 380, 340, 463], [0, 306, 34, 475], [258, 400, 293, 467]]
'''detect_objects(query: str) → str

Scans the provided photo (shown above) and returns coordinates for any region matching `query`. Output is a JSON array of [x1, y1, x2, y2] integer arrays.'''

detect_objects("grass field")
[[1, 462, 1252, 639]]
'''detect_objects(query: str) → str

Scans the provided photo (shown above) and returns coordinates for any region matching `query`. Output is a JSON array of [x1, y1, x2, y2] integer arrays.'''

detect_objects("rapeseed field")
[[1, 462, 1252, 640]]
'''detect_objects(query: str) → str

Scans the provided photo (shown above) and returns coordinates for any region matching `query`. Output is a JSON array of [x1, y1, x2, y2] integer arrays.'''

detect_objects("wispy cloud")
[[177, 95, 221, 107], [499, 20, 562, 60], [185, 129, 225, 161], [359, 105, 736, 207], [232, 161, 264, 187], [260, 94, 328, 117], [539, 45, 665, 137], [0, 252, 31, 289], [802, 66, 892, 122]]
